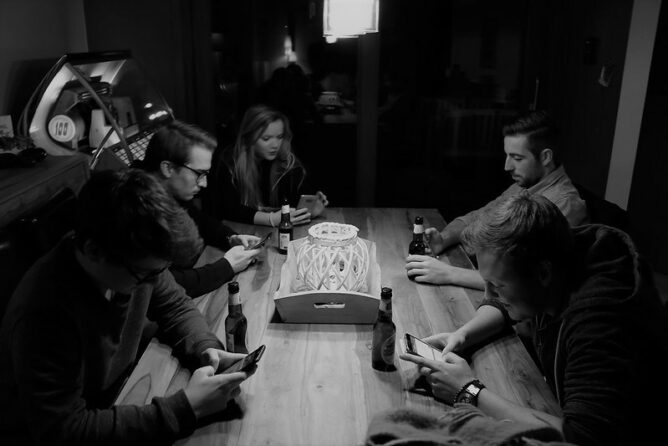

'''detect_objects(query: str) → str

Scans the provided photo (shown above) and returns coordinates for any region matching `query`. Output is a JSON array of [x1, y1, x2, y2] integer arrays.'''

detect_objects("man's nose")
[[504, 157, 512, 171], [199, 176, 208, 188]]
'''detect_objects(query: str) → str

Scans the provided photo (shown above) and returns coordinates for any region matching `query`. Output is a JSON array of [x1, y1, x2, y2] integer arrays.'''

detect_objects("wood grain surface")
[[116, 208, 560, 446]]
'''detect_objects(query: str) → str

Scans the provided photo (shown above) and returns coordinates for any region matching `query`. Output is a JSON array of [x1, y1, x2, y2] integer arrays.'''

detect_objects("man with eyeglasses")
[[140, 120, 261, 297], [0, 170, 253, 444]]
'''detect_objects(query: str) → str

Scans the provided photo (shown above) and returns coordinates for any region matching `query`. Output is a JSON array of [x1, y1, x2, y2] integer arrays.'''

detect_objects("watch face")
[[457, 392, 476, 405]]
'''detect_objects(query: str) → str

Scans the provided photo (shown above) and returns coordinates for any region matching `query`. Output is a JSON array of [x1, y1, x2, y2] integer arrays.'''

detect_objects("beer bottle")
[[408, 216, 426, 255], [224, 281, 248, 353], [372, 287, 397, 372], [278, 197, 293, 255]]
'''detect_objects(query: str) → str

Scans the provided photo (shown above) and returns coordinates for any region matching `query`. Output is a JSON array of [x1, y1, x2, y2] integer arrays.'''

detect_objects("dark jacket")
[[169, 203, 236, 297], [482, 225, 668, 446], [0, 236, 224, 445], [204, 147, 307, 223]]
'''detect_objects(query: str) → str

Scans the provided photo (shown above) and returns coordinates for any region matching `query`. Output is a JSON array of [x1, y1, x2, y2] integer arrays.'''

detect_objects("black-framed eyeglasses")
[[122, 260, 171, 284], [177, 163, 209, 183]]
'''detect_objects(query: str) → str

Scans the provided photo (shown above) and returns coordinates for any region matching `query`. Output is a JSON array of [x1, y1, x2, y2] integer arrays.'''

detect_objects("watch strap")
[[453, 379, 485, 406]]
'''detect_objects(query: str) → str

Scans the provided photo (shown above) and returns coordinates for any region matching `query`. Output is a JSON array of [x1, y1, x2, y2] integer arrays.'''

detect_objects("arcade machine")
[[19, 50, 174, 170]]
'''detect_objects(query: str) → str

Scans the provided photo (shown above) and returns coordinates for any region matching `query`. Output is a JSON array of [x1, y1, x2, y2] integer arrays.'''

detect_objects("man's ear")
[[537, 260, 553, 287], [539, 148, 554, 167], [159, 160, 174, 178]]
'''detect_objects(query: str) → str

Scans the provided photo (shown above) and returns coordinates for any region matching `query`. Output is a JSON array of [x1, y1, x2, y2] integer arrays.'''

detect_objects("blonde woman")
[[205, 104, 328, 226]]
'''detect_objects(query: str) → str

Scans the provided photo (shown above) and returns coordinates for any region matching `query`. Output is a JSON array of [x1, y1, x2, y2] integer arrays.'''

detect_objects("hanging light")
[[323, 0, 379, 41]]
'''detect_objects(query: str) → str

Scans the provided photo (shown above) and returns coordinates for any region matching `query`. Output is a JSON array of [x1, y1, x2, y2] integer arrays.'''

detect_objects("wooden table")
[[116, 208, 560, 446]]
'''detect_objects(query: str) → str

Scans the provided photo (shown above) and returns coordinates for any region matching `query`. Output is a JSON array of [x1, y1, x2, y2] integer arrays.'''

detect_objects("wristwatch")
[[454, 379, 486, 406]]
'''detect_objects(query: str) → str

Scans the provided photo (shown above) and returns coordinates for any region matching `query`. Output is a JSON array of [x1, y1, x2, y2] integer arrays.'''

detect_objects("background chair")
[[574, 182, 632, 236]]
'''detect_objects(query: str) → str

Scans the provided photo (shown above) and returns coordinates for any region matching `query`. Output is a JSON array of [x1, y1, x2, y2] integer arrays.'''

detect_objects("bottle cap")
[[415, 216, 423, 224], [228, 281, 239, 293], [381, 287, 392, 298]]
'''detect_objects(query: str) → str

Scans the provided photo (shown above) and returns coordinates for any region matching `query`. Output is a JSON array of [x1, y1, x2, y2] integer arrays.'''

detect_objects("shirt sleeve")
[[169, 257, 235, 298], [187, 205, 235, 250], [552, 193, 588, 226], [10, 310, 198, 445], [147, 271, 224, 359], [559, 310, 639, 445], [477, 297, 516, 328]]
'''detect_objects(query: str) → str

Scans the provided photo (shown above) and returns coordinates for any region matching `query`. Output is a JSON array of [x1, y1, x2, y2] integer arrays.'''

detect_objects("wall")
[[628, 0, 668, 272], [0, 0, 87, 120], [83, 0, 215, 132], [532, 0, 632, 197]]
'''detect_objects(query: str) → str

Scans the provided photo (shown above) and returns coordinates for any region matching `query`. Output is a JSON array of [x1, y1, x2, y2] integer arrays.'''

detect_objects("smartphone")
[[404, 334, 442, 361], [218, 344, 266, 374], [247, 232, 272, 250], [297, 194, 323, 216]]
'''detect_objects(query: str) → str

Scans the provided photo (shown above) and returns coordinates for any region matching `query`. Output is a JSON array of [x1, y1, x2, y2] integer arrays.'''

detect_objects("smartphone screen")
[[218, 344, 266, 374], [247, 233, 272, 250], [297, 194, 319, 214], [404, 334, 442, 361]]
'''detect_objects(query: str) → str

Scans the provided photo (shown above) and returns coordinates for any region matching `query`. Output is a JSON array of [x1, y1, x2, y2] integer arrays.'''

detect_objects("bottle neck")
[[281, 204, 291, 222], [228, 292, 242, 311], [413, 224, 424, 236], [379, 298, 392, 313]]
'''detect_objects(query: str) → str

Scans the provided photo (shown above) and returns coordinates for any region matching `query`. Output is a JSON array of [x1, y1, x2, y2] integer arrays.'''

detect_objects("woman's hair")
[[230, 104, 302, 208], [75, 169, 203, 265], [141, 120, 216, 172]]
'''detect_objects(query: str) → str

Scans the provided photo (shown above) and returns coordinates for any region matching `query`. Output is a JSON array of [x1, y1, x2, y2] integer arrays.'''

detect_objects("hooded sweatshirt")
[[482, 225, 668, 446]]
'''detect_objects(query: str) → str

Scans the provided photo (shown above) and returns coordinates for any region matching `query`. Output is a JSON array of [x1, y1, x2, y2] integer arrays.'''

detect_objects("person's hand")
[[316, 190, 329, 207], [406, 255, 458, 284], [425, 228, 446, 255], [229, 234, 260, 249], [290, 207, 311, 225], [421, 331, 467, 356], [306, 191, 328, 218], [399, 352, 475, 404], [224, 245, 261, 273], [200, 348, 246, 371], [184, 364, 248, 420]]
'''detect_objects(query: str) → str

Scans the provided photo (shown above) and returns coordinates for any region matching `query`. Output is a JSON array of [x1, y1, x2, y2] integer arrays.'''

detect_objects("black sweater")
[[0, 236, 224, 445], [169, 203, 236, 297], [482, 225, 668, 446]]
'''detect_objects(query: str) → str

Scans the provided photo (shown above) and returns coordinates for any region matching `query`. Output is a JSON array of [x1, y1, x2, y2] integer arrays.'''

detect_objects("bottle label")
[[282, 204, 290, 214], [381, 333, 396, 364], [226, 333, 235, 352], [280, 233, 291, 250], [413, 224, 424, 234], [379, 299, 392, 312], [229, 292, 241, 306]]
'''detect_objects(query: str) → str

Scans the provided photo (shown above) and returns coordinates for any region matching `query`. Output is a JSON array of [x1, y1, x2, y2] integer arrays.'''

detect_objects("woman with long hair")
[[205, 104, 327, 226]]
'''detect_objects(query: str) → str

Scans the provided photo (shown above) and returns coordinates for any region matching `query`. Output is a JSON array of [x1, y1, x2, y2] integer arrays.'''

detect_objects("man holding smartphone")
[[400, 193, 668, 446], [0, 170, 254, 445], [139, 121, 262, 297]]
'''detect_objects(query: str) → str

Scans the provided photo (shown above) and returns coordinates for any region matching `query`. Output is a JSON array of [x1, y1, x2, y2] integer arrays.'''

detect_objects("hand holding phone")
[[218, 345, 266, 375], [403, 334, 443, 361], [247, 232, 272, 250], [297, 194, 325, 217]]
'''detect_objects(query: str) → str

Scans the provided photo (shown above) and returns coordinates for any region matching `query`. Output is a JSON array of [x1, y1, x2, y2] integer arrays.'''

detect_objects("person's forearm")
[[439, 220, 467, 253], [455, 305, 506, 350], [253, 211, 276, 227], [447, 267, 485, 290], [477, 389, 563, 432]]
